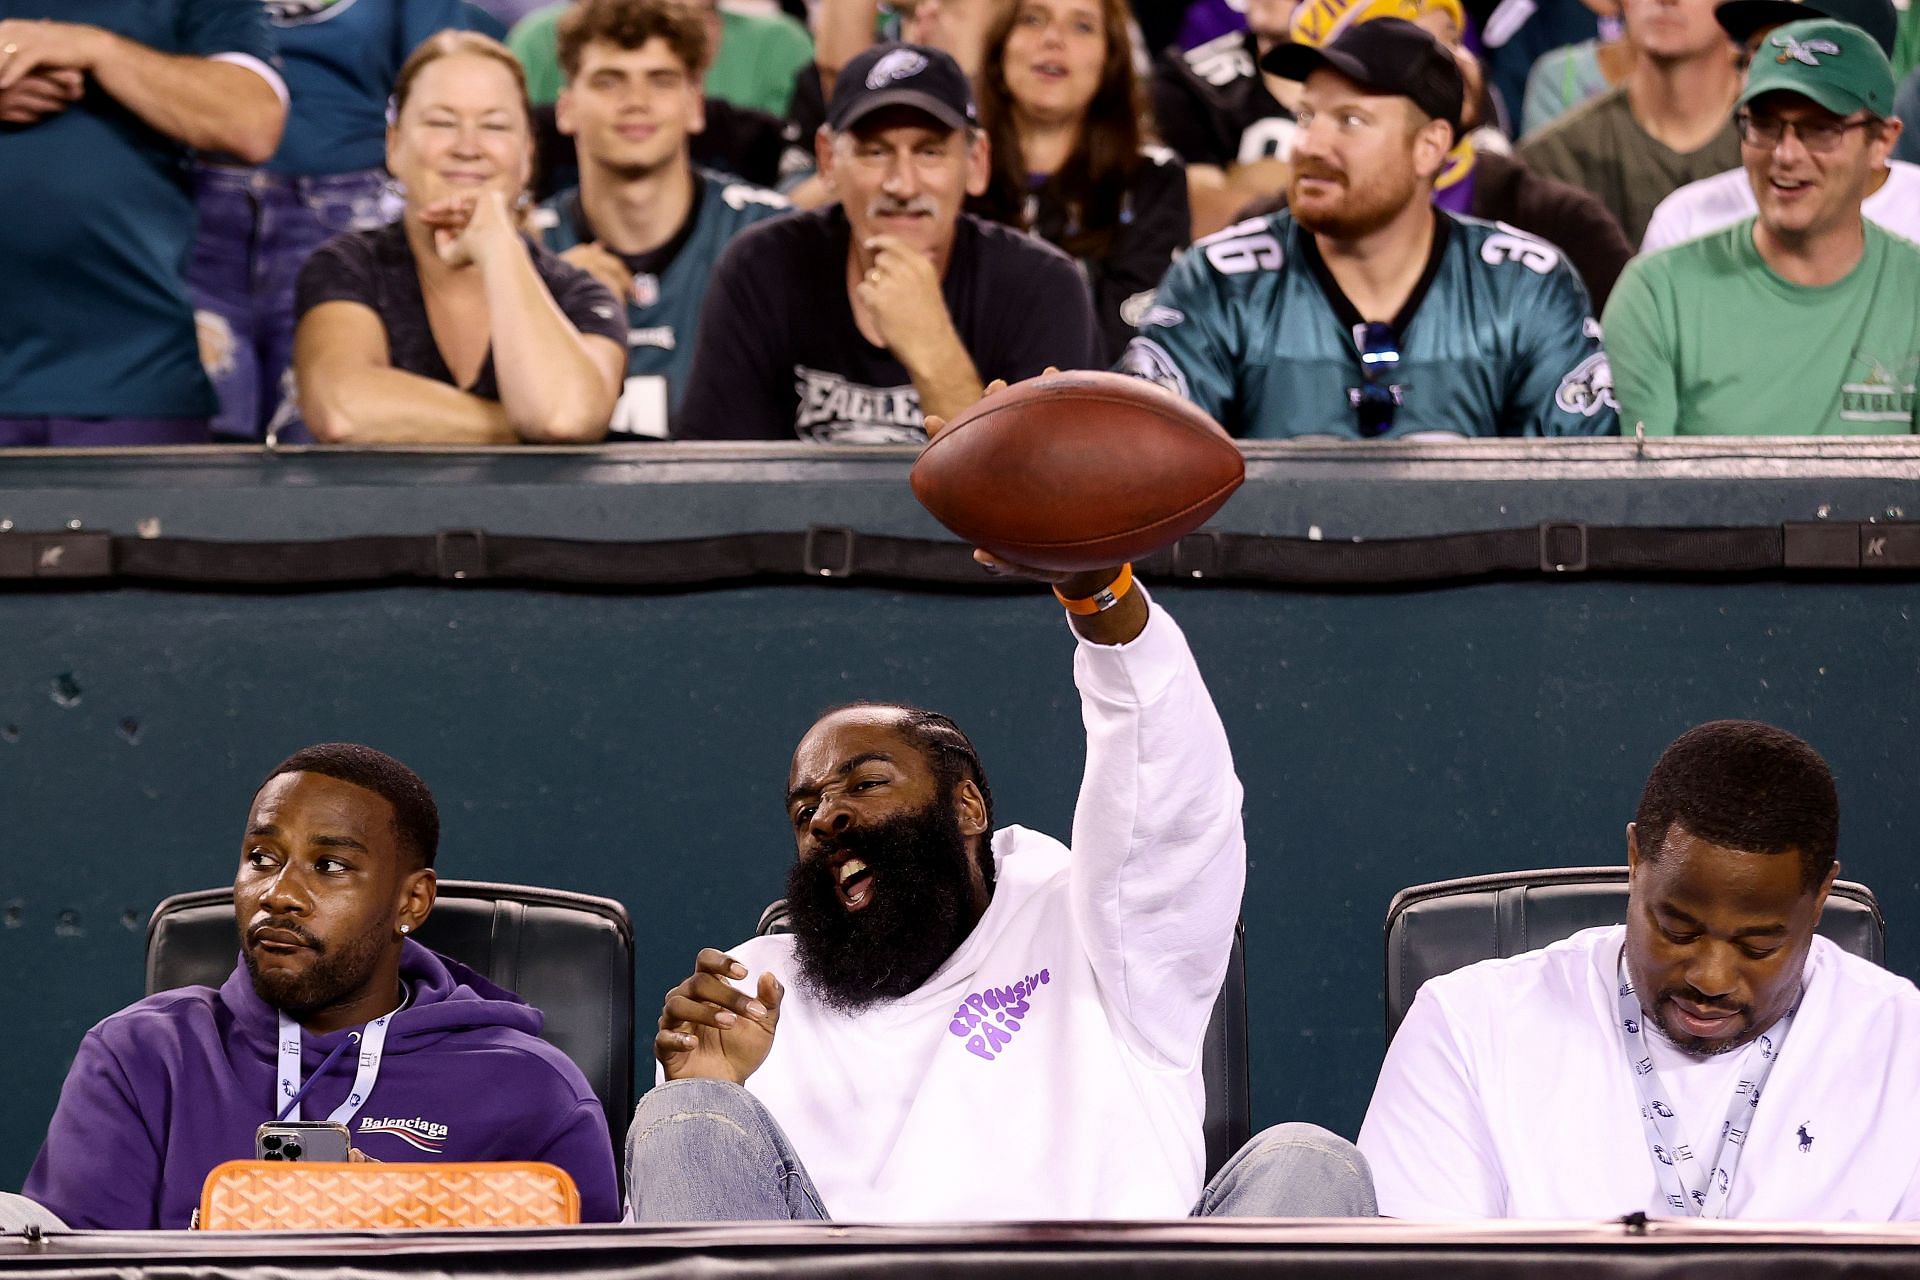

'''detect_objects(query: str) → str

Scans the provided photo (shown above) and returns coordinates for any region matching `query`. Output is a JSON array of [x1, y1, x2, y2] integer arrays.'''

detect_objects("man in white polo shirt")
[[1641, 0, 1919, 250], [1360, 720, 1920, 1220]]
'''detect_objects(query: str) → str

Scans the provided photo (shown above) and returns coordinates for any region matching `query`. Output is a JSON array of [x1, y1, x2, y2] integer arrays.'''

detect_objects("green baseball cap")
[[1738, 17, 1896, 117]]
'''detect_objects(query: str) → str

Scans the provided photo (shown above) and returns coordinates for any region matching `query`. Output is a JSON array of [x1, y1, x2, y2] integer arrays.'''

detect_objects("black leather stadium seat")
[[757, 901, 1251, 1180], [1383, 866, 1885, 1041], [146, 881, 634, 1149]]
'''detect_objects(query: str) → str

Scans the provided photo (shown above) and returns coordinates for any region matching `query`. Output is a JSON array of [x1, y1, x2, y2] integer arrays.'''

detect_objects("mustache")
[[866, 196, 939, 218], [1292, 161, 1346, 184], [247, 918, 323, 949], [1661, 989, 1748, 1018]]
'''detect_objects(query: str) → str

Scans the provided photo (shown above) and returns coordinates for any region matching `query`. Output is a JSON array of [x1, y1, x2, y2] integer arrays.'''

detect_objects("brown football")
[[910, 371, 1245, 572]]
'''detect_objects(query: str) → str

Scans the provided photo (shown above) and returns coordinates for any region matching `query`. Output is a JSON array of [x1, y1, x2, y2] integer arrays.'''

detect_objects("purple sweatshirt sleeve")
[[532, 1097, 621, 1223], [24, 1028, 164, 1229]]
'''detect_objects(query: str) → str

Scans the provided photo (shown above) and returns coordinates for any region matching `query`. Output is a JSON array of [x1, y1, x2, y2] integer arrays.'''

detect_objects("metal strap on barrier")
[[6, 522, 1920, 591]]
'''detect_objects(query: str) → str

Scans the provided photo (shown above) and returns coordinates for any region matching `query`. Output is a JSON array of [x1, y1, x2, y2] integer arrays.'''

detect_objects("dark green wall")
[[4, 444, 1919, 1191], [5, 574, 1918, 1188]]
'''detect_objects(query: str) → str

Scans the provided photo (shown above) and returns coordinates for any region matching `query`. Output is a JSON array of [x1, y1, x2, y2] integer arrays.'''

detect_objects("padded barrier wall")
[[11, 1221, 1920, 1278], [2, 440, 1919, 1190]]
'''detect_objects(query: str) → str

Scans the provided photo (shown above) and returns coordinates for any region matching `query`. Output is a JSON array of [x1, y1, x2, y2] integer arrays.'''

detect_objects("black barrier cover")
[[12, 1222, 1920, 1279], [7, 521, 1920, 591]]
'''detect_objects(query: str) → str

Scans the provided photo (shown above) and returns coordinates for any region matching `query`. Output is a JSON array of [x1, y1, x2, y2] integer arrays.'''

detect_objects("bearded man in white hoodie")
[[625, 546, 1376, 1221]]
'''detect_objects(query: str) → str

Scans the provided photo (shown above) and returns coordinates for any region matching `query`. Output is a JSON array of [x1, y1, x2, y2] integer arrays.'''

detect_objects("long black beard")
[[785, 796, 984, 1014]]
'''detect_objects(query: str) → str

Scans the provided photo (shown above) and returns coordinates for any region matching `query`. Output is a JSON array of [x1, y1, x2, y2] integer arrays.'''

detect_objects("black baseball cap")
[[1262, 17, 1466, 134], [1716, 0, 1897, 56], [827, 42, 978, 134]]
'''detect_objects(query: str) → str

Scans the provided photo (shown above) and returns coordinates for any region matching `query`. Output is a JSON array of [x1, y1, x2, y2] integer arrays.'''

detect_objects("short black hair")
[[260, 743, 440, 869], [827, 702, 996, 830], [1635, 720, 1838, 892]]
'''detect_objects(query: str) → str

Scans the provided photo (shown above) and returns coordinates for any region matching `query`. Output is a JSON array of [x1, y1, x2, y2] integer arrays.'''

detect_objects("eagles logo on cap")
[[1774, 32, 1842, 63], [827, 42, 978, 133], [1737, 17, 1895, 118], [866, 49, 930, 89], [265, 0, 353, 25]]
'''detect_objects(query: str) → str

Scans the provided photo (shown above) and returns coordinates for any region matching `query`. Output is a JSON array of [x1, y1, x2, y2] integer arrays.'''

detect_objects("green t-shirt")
[[1603, 219, 1920, 435], [1517, 86, 1741, 245], [1519, 39, 1610, 138], [704, 8, 812, 117], [508, 2, 812, 114]]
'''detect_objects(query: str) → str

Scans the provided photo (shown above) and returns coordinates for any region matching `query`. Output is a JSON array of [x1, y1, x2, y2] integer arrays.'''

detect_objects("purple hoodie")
[[24, 940, 620, 1227]]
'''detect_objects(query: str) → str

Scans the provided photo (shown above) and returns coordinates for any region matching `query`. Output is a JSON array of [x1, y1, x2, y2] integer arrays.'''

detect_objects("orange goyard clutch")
[[197, 1160, 581, 1230]]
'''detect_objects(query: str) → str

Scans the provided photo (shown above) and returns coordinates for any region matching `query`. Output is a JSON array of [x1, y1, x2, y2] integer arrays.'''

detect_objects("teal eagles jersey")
[[263, 0, 471, 175], [538, 169, 790, 438], [1118, 211, 1619, 439]]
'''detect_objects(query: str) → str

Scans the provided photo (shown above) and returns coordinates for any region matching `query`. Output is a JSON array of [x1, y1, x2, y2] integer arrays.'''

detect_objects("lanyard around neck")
[[275, 997, 401, 1126], [1615, 949, 1794, 1218]]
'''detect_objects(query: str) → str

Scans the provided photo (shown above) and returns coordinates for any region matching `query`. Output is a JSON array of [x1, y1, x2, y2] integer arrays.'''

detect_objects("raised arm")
[[0, 19, 284, 162], [921, 393, 1243, 1067], [1062, 587, 1245, 1066]]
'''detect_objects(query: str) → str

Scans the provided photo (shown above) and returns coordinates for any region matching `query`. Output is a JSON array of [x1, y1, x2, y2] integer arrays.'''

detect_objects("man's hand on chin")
[[856, 234, 956, 363]]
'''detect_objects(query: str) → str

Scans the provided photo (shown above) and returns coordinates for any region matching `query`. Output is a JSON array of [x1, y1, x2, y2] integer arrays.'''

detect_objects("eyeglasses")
[[1735, 110, 1876, 154], [1348, 321, 1402, 439]]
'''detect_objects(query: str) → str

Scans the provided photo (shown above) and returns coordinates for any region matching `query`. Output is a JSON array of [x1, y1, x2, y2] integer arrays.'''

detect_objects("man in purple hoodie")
[[24, 743, 621, 1228]]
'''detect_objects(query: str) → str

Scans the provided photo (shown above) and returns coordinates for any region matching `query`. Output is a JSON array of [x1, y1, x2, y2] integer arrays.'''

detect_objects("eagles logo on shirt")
[[792, 366, 927, 443], [264, 0, 360, 25], [1116, 337, 1192, 401], [1841, 350, 1918, 422], [1555, 352, 1616, 418]]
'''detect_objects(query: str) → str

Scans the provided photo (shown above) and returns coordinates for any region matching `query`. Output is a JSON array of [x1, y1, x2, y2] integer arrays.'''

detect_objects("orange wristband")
[[1053, 563, 1134, 616]]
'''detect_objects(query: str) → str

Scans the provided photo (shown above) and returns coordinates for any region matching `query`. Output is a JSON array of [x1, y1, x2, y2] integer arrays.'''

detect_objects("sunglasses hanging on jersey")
[[1348, 321, 1403, 440]]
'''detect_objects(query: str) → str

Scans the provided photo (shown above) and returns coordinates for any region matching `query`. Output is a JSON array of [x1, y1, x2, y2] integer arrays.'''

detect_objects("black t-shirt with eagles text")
[[675, 206, 1098, 442]]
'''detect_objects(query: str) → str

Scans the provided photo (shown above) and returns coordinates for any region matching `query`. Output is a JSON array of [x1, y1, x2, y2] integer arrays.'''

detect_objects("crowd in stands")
[[0, 0, 1916, 445]]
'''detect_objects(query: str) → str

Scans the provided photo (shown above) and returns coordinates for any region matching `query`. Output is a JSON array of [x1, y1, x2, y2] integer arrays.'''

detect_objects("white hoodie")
[[728, 597, 1246, 1220]]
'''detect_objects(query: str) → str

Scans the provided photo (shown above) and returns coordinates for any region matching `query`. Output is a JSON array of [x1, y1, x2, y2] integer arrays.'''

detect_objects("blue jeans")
[[186, 164, 396, 444], [0, 418, 209, 446], [626, 1078, 1377, 1221], [0, 1194, 65, 1232]]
